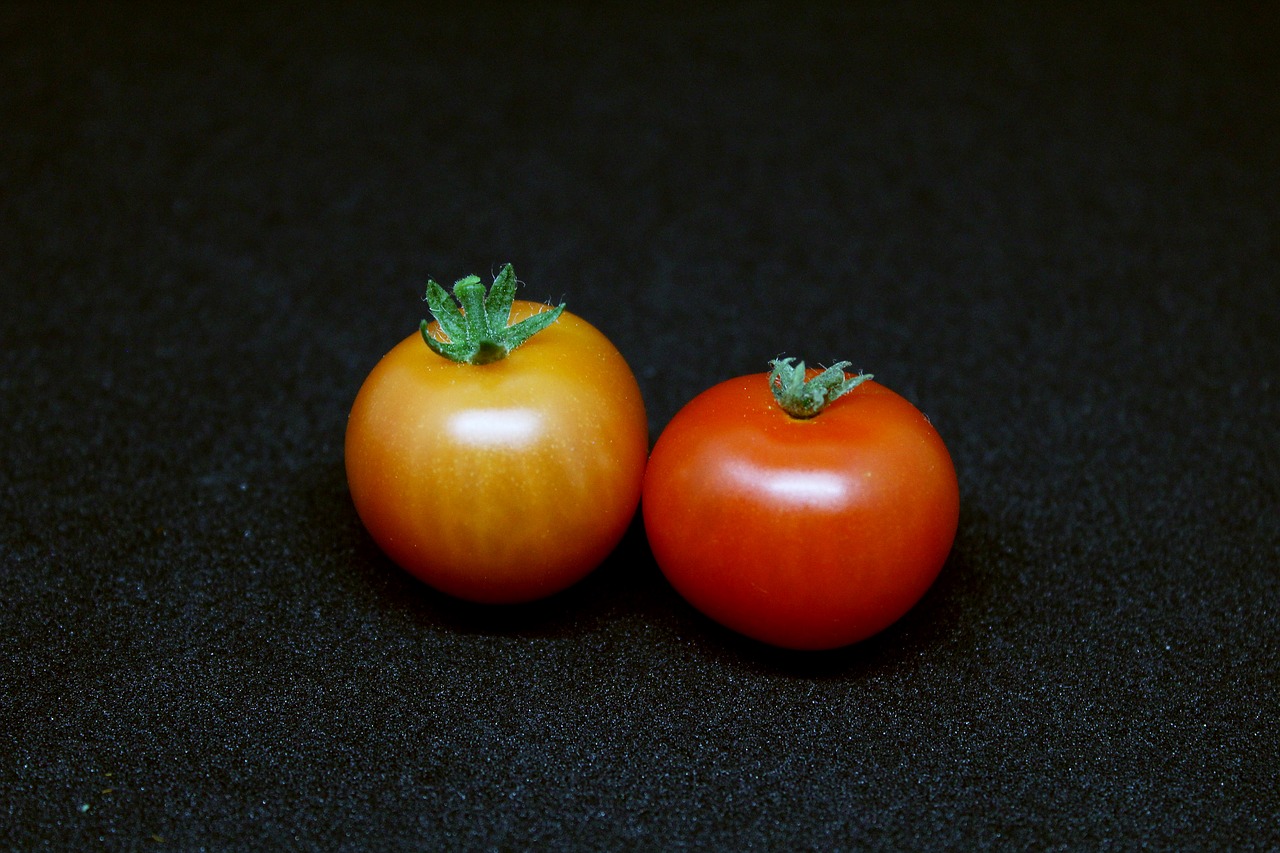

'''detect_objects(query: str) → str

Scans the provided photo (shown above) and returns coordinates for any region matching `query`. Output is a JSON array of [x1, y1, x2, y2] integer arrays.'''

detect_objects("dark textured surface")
[[3, 3, 1278, 849]]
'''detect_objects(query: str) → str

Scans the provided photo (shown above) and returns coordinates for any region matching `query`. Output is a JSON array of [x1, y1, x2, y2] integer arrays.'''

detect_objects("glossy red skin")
[[345, 302, 648, 604], [642, 374, 959, 650]]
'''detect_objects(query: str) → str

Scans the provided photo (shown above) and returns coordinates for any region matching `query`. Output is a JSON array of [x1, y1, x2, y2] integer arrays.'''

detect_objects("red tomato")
[[346, 275, 648, 604], [642, 363, 958, 650]]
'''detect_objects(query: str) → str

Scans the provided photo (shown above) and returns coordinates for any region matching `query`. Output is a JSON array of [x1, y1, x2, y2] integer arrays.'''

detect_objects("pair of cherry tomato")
[[345, 266, 958, 649]]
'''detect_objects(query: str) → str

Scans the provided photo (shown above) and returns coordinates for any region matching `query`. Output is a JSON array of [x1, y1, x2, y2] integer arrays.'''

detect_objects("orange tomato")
[[346, 299, 648, 604]]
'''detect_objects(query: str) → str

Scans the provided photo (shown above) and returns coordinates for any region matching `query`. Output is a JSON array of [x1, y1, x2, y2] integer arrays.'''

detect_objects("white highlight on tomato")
[[449, 408, 543, 447], [728, 461, 850, 509]]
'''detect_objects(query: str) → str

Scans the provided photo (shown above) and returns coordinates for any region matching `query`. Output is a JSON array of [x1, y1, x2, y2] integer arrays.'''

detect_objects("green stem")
[[419, 264, 565, 364], [769, 357, 872, 418]]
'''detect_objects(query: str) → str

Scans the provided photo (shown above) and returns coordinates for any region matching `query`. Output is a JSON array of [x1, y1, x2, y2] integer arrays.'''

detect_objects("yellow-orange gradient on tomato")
[[643, 364, 958, 650], [346, 299, 648, 604]]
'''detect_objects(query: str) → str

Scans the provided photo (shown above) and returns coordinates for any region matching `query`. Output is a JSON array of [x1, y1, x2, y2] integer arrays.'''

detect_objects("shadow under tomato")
[[348, 506, 662, 640], [331, 450, 1012, 667], [668, 500, 1007, 679]]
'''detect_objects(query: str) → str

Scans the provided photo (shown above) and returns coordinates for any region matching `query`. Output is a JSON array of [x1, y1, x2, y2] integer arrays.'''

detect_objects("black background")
[[3, 3, 1278, 849]]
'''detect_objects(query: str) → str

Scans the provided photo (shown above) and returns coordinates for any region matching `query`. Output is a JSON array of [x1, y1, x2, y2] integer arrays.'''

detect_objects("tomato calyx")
[[768, 357, 872, 418], [419, 263, 566, 365]]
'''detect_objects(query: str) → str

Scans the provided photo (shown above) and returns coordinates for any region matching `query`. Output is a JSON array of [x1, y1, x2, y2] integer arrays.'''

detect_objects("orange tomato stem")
[[768, 357, 872, 418], [419, 263, 565, 365]]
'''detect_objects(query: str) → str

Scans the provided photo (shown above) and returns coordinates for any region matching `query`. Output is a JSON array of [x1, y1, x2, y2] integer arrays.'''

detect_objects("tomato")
[[642, 359, 958, 650], [345, 266, 648, 604]]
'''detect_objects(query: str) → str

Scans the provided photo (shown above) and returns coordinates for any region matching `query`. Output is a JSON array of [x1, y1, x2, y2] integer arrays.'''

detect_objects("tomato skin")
[[642, 373, 958, 650], [345, 301, 648, 604]]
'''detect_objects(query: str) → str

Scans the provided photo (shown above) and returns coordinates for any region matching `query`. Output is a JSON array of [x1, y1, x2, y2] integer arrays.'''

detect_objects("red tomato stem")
[[768, 357, 873, 418]]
